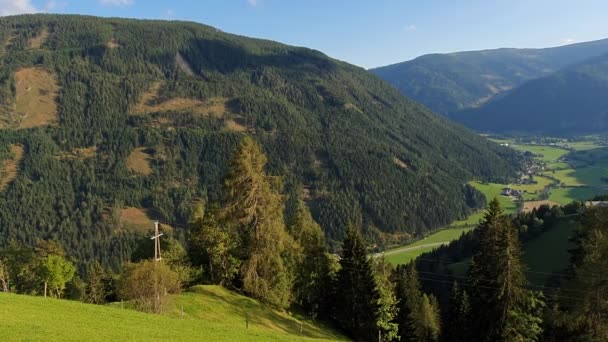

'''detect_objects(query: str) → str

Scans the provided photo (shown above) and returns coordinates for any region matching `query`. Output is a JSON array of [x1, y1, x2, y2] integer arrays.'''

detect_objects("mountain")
[[453, 53, 608, 135], [0, 14, 519, 270], [370, 39, 608, 115]]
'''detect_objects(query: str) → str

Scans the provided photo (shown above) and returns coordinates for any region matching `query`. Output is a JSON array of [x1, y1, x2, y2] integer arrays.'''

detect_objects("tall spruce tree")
[[393, 261, 423, 341], [288, 198, 336, 318], [556, 207, 608, 340], [468, 198, 544, 341], [445, 282, 471, 342], [222, 137, 297, 308], [373, 257, 399, 341], [334, 225, 381, 341]]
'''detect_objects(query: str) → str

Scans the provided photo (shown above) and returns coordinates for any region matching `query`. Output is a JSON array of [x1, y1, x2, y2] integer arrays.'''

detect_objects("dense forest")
[[371, 38, 608, 116], [0, 14, 521, 272]]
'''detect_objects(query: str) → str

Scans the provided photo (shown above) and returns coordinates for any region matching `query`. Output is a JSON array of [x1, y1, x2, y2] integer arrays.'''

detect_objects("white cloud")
[[100, 0, 133, 6], [165, 8, 175, 18], [247, 0, 259, 7], [0, 0, 38, 16], [404, 24, 417, 32], [44, 1, 67, 12], [560, 37, 576, 44]]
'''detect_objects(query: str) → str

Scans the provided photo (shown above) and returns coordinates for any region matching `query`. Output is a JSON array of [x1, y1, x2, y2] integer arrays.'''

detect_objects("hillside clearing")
[[0, 144, 24, 191], [55, 146, 97, 160], [119, 207, 154, 233], [132, 82, 228, 117], [106, 39, 120, 48], [176, 52, 195, 76], [126, 148, 153, 175], [28, 28, 49, 49], [0, 286, 343, 341], [1, 67, 59, 128]]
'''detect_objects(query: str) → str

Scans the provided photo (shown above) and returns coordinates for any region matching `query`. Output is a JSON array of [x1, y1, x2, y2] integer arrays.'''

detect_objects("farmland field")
[[509, 144, 569, 163], [383, 227, 474, 265], [0, 285, 343, 341]]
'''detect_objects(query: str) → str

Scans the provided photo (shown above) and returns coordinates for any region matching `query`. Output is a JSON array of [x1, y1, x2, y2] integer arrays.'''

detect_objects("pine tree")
[[445, 282, 471, 342], [189, 208, 239, 285], [334, 225, 381, 341], [413, 294, 441, 342], [392, 261, 442, 341], [288, 198, 336, 318], [468, 198, 544, 341], [84, 262, 107, 304], [222, 137, 297, 308], [556, 207, 608, 340], [373, 256, 399, 341]]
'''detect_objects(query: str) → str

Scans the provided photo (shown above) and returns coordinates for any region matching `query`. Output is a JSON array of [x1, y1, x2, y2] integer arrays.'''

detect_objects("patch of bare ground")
[[127, 148, 153, 175], [0, 67, 59, 128], [28, 28, 49, 49], [225, 117, 249, 132], [176, 52, 195, 76], [344, 103, 363, 113], [132, 82, 228, 117], [55, 146, 97, 160], [119, 207, 153, 233], [521, 200, 561, 213], [393, 157, 409, 169], [106, 39, 120, 49], [0, 144, 24, 191]]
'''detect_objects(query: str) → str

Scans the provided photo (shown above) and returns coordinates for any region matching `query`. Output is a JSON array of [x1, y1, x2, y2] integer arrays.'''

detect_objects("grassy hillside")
[[371, 39, 608, 115], [383, 227, 473, 265], [456, 53, 608, 135], [0, 14, 520, 270], [0, 285, 345, 341]]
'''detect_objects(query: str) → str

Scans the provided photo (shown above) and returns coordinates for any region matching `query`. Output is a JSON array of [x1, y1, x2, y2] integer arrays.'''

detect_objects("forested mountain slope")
[[0, 14, 519, 271], [453, 53, 608, 135], [370, 39, 608, 115]]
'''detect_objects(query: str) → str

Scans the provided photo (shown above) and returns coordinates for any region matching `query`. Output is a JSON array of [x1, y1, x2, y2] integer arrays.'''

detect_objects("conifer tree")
[[413, 294, 441, 342], [445, 282, 471, 342], [334, 225, 381, 341], [468, 198, 544, 341], [189, 208, 239, 285], [84, 262, 107, 304], [222, 137, 297, 308], [556, 207, 608, 340], [393, 262, 422, 341], [288, 198, 336, 318], [373, 256, 399, 341]]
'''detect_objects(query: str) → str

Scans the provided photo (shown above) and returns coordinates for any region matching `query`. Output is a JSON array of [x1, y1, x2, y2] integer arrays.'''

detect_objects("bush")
[[117, 260, 180, 313]]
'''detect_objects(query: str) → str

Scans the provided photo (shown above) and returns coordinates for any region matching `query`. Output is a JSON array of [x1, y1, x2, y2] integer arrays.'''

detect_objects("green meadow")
[[0, 286, 344, 342]]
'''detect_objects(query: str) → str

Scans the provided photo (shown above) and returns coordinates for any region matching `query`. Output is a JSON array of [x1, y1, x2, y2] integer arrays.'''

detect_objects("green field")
[[0, 285, 344, 341], [384, 227, 474, 265], [509, 144, 570, 163], [468, 181, 518, 213], [549, 187, 607, 205], [548, 167, 607, 187], [567, 141, 603, 151]]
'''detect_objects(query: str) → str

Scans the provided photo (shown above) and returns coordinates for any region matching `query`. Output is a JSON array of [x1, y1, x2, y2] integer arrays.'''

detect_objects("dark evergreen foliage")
[[0, 14, 520, 273]]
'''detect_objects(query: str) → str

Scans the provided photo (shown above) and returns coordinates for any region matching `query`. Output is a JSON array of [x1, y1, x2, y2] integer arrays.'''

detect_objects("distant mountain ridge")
[[371, 39, 608, 116], [453, 53, 608, 135]]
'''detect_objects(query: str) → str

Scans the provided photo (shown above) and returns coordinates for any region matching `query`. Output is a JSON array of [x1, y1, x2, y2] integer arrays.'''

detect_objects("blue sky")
[[3, 0, 608, 68]]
